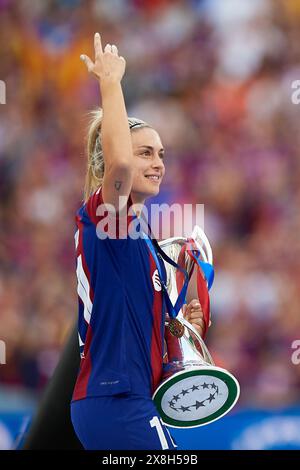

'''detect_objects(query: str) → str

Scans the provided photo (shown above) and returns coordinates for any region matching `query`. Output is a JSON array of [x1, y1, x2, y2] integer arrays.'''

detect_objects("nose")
[[151, 153, 165, 172]]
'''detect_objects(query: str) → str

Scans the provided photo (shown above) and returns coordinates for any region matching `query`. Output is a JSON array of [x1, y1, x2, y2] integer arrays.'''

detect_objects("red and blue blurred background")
[[1, 0, 300, 450]]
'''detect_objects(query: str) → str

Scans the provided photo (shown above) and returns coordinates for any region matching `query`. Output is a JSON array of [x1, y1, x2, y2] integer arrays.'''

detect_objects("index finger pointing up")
[[94, 32, 103, 58]]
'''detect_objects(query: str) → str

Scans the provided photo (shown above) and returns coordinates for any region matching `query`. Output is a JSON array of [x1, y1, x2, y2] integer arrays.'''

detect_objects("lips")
[[145, 174, 160, 182]]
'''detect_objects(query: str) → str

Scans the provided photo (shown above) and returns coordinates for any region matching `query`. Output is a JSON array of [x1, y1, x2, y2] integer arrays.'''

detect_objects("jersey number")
[[150, 416, 176, 450]]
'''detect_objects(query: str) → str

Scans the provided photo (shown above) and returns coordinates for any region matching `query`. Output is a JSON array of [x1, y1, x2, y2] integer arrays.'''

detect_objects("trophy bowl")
[[152, 227, 240, 428]]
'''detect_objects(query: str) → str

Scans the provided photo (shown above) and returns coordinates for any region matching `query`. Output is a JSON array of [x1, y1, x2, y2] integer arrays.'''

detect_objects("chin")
[[148, 187, 160, 197], [133, 184, 161, 202]]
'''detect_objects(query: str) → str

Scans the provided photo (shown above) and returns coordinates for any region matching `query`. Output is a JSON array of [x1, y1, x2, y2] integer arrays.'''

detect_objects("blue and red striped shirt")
[[72, 188, 166, 402]]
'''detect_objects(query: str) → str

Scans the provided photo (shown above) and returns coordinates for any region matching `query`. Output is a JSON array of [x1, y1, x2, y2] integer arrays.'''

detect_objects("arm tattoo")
[[114, 181, 122, 191]]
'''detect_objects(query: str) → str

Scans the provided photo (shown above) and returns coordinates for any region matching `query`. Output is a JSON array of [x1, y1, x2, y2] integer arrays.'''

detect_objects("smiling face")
[[130, 127, 165, 205]]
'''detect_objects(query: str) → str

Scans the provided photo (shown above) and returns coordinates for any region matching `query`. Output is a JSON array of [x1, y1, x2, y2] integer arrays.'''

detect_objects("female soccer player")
[[70, 33, 207, 450]]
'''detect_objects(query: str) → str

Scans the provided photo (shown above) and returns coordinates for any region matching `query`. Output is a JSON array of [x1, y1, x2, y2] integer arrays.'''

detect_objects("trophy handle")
[[191, 225, 213, 265], [181, 318, 215, 366], [158, 226, 213, 265]]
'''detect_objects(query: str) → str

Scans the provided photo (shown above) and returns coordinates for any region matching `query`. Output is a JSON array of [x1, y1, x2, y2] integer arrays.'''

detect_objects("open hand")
[[80, 32, 126, 83]]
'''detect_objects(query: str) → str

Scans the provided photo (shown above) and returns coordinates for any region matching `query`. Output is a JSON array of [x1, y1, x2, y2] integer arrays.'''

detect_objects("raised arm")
[[80, 33, 133, 210]]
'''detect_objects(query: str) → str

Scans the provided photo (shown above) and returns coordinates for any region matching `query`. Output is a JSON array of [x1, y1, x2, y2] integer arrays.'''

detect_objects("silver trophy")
[[152, 226, 240, 428]]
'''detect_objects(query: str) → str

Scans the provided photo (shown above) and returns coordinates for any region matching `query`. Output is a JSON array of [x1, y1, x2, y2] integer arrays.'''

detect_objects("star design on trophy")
[[180, 406, 191, 412], [168, 382, 220, 412]]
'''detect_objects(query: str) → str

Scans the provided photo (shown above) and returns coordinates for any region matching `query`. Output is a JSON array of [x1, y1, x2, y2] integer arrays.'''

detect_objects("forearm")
[[100, 81, 133, 169]]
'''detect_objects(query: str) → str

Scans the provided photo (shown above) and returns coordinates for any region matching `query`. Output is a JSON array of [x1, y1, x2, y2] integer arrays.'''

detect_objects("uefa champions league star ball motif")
[[154, 368, 240, 428], [167, 381, 220, 413]]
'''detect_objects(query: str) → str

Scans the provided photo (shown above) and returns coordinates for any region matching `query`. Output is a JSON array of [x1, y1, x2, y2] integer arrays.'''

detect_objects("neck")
[[130, 192, 145, 217]]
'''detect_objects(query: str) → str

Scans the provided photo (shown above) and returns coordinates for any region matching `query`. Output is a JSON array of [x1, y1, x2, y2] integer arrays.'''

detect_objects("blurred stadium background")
[[1, 0, 300, 450]]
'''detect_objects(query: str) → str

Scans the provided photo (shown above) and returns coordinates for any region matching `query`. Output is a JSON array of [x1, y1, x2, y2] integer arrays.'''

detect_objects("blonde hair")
[[84, 108, 151, 202]]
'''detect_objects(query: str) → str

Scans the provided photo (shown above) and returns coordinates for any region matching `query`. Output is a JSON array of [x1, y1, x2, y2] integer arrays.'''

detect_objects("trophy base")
[[153, 366, 240, 428]]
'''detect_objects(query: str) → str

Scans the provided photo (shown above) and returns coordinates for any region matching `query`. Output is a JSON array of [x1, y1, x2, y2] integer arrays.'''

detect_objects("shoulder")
[[82, 187, 137, 240], [85, 187, 103, 225]]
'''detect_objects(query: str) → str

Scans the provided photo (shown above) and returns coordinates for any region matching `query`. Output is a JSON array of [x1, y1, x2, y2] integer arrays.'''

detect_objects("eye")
[[159, 153, 165, 160], [141, 150, 151, 156]]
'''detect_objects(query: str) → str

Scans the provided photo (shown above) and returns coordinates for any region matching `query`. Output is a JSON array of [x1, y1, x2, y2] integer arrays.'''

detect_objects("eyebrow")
[[138, 145, 165, 153]]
